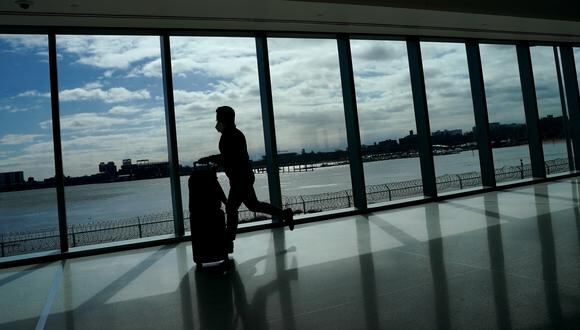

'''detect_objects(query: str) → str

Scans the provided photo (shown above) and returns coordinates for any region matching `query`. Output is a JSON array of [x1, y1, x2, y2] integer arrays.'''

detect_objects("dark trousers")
[[226, 182, 283, 239]]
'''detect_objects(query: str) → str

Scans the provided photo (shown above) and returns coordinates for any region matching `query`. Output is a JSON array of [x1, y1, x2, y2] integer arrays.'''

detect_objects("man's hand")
[[197, 154, 223, 165]]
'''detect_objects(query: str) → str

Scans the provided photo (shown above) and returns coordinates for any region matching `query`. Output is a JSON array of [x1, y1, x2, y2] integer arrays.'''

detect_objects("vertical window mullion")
[[466, 41, 496, 187], [516, 42, 545, 178], [559, 46, 580, 171], [337, 34, 367, 210], [554, 46, 576, 172], [48, 33, 69, 252], [406, 38, 437, 198], [160, 34, 184, 236], [255, 34, 283, 223]]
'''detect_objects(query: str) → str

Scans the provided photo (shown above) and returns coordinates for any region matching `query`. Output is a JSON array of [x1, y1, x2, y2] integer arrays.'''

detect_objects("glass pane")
[[530, 46, 570, 175], [350, 40, 422, 205], [0, 35, 60, 257], [573, 47, 580, 167], [421, 42, 481, 193], [480, 44, 531, 184], [56, 35, 171, 248], [575, 47, 580, 89], [269, 38, 352, 214], [170, 37, 268, 226]]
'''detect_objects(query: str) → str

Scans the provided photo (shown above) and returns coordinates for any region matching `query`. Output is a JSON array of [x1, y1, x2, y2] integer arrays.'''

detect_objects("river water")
[[0, 142, 569, 233]]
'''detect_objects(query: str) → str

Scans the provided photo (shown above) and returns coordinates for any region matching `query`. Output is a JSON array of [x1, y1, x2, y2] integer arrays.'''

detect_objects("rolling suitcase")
[[188, 163, 232, 268]]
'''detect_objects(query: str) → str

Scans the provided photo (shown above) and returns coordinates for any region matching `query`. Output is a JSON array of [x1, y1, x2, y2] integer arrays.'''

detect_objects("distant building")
[[277, 152, 299, 165], [98, 161, 117, 177], [399, 132, 418, 150], [362, 139, 400, 154], [432, 129, 462, 137], [0, 171, 25, 186], [118, 159, 169, 178]]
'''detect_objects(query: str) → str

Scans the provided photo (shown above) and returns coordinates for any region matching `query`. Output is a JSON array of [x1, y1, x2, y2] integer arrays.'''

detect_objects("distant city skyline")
[[4, 115, 567, 183], [1, 35, 576, 180]]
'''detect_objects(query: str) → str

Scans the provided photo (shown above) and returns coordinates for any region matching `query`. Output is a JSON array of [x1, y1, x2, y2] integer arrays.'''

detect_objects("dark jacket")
[[219, 126, 255, 185]]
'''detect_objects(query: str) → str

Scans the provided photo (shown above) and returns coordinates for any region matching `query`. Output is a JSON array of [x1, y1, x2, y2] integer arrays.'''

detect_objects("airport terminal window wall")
[[267, 37, 353, 214], [421, 42, 482, 193], [55, 35, 172, 249], [479, 44, 532, 184], [530, 46, 571, 175], [350, 39, 422, 205], [2, 32, 580, 263], [0, 35, 60, 257], [170, 36, 270, 226]]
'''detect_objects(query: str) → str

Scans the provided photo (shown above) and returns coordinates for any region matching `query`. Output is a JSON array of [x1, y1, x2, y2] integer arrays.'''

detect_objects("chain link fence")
[[0, 158, 570, 257]]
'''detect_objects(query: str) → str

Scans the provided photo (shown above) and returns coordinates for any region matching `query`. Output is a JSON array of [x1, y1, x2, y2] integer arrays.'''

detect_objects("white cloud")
[[57, 35, 161, 70], [59, 86, 150, 103], [40, 112, 129, 131], [108, 105, 142, 115], [128, 59, 162, 78], [0, 105, 38, 113], [16, 90, 50, 98], [0, 35, 47, 51], [0, 134, 42, 145], [170, 37, 258, 80]]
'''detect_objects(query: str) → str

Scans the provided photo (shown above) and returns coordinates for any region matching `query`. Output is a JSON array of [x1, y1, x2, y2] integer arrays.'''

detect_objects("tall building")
[[0, 171, 24, 186]]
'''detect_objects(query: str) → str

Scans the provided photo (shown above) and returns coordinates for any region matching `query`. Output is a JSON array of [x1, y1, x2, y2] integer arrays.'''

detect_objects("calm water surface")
[[0, 142, 569, 233]]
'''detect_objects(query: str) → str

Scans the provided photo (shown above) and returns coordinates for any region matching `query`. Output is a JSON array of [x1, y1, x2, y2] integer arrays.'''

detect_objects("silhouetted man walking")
[[200, 106, 294, 240]]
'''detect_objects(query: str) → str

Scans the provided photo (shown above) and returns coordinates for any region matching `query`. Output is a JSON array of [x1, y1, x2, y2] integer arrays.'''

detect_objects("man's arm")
[[197, 154, 223, 165]]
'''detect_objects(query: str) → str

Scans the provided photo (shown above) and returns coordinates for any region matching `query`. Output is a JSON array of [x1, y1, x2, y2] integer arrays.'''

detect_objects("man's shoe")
[[283, 208, 294, 231]]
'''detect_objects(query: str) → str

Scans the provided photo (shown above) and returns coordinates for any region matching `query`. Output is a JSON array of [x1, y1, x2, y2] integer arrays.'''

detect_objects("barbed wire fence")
[[0, 158, 570, 257]]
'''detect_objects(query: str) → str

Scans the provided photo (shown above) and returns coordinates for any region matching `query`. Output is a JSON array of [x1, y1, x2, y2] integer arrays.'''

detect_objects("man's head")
[[215, 106, 235, 132]]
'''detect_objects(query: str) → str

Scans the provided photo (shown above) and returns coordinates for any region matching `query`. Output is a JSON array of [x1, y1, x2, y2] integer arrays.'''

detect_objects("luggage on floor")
[[188, 163, 232, 267]]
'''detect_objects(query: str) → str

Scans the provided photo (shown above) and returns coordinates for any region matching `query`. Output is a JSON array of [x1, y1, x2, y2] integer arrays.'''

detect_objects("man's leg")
[[243, 185, 294, 230], [226, 187, 243, 240], [242, 185, 282, 216]]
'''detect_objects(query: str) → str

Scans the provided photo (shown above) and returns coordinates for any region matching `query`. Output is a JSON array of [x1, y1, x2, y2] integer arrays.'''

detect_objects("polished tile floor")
[[2, 178, 580, 329]]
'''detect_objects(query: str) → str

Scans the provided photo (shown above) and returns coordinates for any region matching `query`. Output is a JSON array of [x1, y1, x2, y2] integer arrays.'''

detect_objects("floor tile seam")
[[265, 268, 484, 324], [385, 247, 570, 285], [264, 298, 354, 323], [485, 267, 580, 290], [262, 275, 455, 325], [388, 248, 495, 273], [34, 262, 64, 330], [370, 268, 483, 299]]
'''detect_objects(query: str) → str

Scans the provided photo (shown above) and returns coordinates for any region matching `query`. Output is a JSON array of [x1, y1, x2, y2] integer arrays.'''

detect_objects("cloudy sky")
[[0, 34, 575, 180]]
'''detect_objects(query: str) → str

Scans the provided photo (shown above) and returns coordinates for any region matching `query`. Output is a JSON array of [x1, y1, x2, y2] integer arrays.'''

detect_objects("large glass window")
[[350, 40, 422, 205], [0, 35, 59, 257], [530, 46, 570, 176], [56, 35, 171, 248], [480, 44, 531, 184], [421, 42, 481, 193], [268, 38, 352, 215], [170, 37, 268, 226], [575, 48, 580, 89]]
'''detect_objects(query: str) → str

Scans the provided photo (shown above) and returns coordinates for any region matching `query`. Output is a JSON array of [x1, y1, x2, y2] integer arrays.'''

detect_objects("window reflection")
[[0, 35, 59, 257], [421, 42, 481, 193], [530, 46, 570, 175], [350, 39, 423, 204], [268, 38, 353, 214], [480, 44, 532, 184], [170, 37, 269, 226], [56, 35, 171, 248]]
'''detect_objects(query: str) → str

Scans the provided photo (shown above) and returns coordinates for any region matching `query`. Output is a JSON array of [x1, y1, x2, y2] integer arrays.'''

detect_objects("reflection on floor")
[[1, 178, 580, 329]]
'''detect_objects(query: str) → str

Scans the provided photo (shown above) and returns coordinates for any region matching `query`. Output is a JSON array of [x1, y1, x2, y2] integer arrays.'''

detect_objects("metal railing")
[[0, 158, 570, 257]]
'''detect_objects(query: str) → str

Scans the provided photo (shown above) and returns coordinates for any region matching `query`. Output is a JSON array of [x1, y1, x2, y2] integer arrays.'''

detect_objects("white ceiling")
[[0, 0, 578, 43]]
